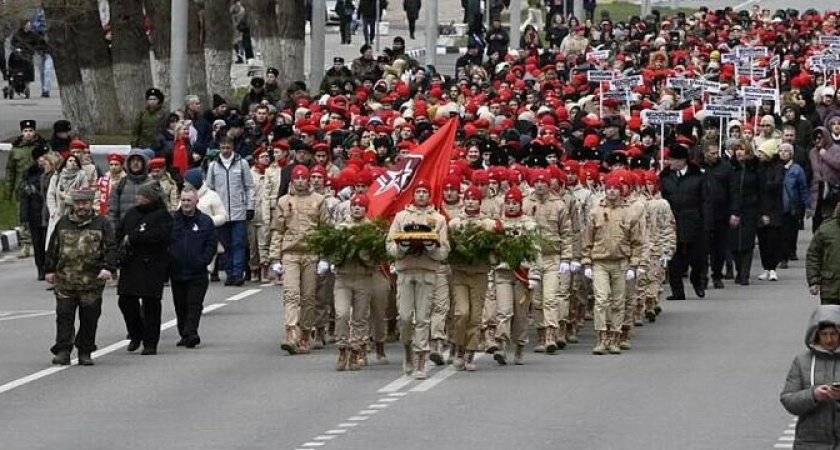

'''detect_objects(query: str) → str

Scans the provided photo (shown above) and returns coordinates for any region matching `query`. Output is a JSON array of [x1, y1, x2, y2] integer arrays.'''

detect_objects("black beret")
[[20, 120, 36, 131], [145, 88, 164, 102]]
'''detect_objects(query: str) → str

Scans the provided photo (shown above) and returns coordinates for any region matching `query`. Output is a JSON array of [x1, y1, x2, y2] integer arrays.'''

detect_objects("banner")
[[367, 118, 458, 220]]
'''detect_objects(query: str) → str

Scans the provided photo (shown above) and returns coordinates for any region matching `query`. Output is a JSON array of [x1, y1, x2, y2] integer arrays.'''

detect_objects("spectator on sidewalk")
[[132, 88, 167, 149], [403, 0, 421, 40], [336, 0, 356, 44]]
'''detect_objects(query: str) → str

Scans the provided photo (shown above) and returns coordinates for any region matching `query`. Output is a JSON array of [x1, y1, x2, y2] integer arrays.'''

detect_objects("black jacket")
[[117, 199, 173, 298], [728, 158, 761, 252], [660, 163, 712, 244], [169, 209, 218, 282], [759, 157, 785, 228], [19, 165, 45, 227], [403, 0, 421, 19], [701, 158, 732, 223]]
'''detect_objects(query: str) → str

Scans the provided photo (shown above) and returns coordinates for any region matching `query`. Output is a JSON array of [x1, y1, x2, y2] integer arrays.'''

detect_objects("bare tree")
[[245, 0, 280, 68], [44, 0, 122, 137], [143, 0, 170, 93], [109, 0, 153, 125], [202, 0, 232, 100], [187, 0, 207, 106], [275, 0, 306, 91]]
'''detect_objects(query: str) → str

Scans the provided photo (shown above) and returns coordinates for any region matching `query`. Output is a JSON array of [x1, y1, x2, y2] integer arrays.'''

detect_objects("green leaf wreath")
[[494, 227, 546, 270], [304, 219, 391, 266], [447, 223, 501, 266]]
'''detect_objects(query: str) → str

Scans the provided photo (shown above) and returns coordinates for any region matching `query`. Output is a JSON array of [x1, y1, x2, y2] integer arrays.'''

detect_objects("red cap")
[[529, 168, 551, 184], [350, 194, 369, 208], [310, 165, 327, 178], [69, 139, 88, 150], [471, 170, 489, 186], [291, 165, 310, 179], [414, 180, 431, 193], [464, 185, 483, 201], [444, 175, 461, 190], [504, 186, 523, 204], [107, 153, 125, 164], [584, 134, 601, 149], [149, 158, 166, 170]]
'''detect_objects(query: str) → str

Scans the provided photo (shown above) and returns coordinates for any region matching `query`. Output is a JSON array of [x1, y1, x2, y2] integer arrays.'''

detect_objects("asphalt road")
[[0, 230, 816, 450]]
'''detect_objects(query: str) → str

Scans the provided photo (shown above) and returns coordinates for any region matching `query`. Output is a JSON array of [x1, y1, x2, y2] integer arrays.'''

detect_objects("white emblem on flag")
[[373, 154, 424, 196]]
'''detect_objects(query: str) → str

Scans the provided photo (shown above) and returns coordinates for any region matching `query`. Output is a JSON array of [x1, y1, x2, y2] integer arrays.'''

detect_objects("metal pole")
[[510, 0, 521, 51], [573, 0, 583, 20], [425, 0, 438, 67], [169, 0, 188, 113], [310, 0, 326, 91], [485, 0, 491, 32], [375, 0, 381, 52]]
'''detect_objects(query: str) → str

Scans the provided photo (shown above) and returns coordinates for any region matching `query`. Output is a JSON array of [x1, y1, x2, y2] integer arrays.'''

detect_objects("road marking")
[[772, 416, 797, 449], [377, 375, 414, 393], [0, 289, 264, 397], [778, 436, 794, 441], [0, 310, 55, 321], [783, 430, 794, 435], [337, 423, 358, 428], [411, 366, 457, 392], [773, 444, 792, 449], [367, 403, 388, 409], [314, 435, 336, 441], [301, 443, 325, 447], [378, 397, 400, 402], [225, 289, 262, 302], [359, 409, 378, 415], [387, 392, 408, 397], [325, 429, 346, 434], [347, 416, 369, 421]]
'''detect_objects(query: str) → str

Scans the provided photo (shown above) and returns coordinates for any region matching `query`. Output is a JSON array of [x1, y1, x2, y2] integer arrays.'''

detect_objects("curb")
[[0, 228, 20, 253]]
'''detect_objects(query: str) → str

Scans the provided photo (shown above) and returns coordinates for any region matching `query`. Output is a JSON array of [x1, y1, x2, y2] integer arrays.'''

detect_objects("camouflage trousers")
[[51, 287, 104, 354]]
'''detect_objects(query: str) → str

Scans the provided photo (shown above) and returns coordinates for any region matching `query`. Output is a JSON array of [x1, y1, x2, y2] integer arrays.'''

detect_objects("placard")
[[586, 50, 610, 61], [737, 46, 768, 58], [610, 75, 643, 91], [704, 104, 742, 118], [642, 110, 683, 125], [587, 70, 614, 82], [741, 86, 776, 101], [666, 77, 694, 90]]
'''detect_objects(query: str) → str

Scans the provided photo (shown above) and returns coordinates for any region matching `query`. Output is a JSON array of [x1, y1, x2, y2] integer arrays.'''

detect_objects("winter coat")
[[386, 204, 450, 272], [358, 0, 380, 18], [728, 158, 761, 252], [403, 0, 421, 19], [205, 153, 256, 222], [5, 135, 46, 199], [108, 149, 154, 229], [132, 105, 167, 149], [582, 198, 643, 267], [523, 192, 573, 259], [702, 158, 732, 223], [810, 128, 840, 211], [485, 27, 509, 57], [320, 66, 354, 93], [268, 190, 329, 258], [808, 219, 840, 303], [784, 162, 811, 215], [660, 164, 712, 244], [784, 104, 815, 152], [45, 210, 118, 292], [780, 306, 840, 449], [759, 157, 786, 228], [19, 164, 45, 227], [169, 209, 217, 282], [351, 56, 378, 81], [197, 185, 228, 227], [116, 198, 173, 299]]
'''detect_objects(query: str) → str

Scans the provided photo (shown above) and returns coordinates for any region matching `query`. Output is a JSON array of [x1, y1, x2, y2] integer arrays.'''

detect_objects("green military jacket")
[[45, 211, 118, 292], [132, 105, 167, 149], [5, 135, 46, 200], [807, 217, 840, 302]]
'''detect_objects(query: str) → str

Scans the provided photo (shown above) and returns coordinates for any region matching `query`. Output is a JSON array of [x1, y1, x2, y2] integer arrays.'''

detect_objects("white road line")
[[225, 289, 262, 302], [359, 409, 378, 415], [411, 366, 457, 392], [337, 423, 358, 427], [377, 375, 414, 393], [387, 392, 408, 397], [368, 404, 388, 409], [347, 416, 369, 421], [314, 435, 336, 441], [0, 311, 55, 321], [378, 397, 400, 402], [779, 436, 794, 441], [301, 443, 325, 447], [783, 430, 794, 435], [774, 444, 792, 449], [0, 288, 264, 397], [325, 429, 347, 434]]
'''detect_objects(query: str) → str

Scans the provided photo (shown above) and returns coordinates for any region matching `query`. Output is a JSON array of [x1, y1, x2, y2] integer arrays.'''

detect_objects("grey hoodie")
[[780, 306, 840, 450], [107, 148, 154, 229]]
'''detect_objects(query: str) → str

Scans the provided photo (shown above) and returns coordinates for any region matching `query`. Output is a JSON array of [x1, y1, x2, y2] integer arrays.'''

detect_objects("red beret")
[[351, 194, 369, 207], [149, 158, 166, 170], [464, 185, 483, 201], [309, 165, 327, 178], [504, 186, 523, 204], [69, 139, 88, 150], [291, 165, 310, 179], [107, 153, 125, 164]]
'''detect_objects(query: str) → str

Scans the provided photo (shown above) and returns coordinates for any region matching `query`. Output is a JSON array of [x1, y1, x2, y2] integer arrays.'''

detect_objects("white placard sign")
[[642, 110, 683, 125], [666, 77, 694, 90], [737, 46, 768, 58], [704, 104, 742, 119], [741, 86, 777, 101], [586, 50, 610, 61], [587, 70, 615, 82], [610, 75, 643, 91]]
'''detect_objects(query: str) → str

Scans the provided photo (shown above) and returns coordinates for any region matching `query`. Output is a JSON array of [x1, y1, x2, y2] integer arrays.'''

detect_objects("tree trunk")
[[202, 0, 232, 100], [275, 0, 306, 91], [108, 0, 153, 126], [245, 0, 282, 68], [187, 0, 207, 106], [143, 0, 171, 94], [44, 0, 122, 137]]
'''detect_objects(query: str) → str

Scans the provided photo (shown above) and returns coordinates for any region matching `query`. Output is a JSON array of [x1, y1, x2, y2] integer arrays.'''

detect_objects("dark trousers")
[[362, 17, 376, 44], [218, 220, 247, 281], [708, 220, 728, 280], [339, 19, 352, 43], [734, 249, 754, 282], [781, 213, 801, 260], [668, 241, 707, 297], [29, 223, 46, 276], [408, 17, 417, 38], [51, 288, 103, 354], [172, 277, 209, 339], [118, 295, 162, 348], [757, 226, 782, 271]]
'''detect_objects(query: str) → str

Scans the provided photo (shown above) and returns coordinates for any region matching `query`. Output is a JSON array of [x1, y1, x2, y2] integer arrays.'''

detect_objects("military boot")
[[619, 329, 633, 351], [298, 330, 311, 354], [453, 347, 466, 371], [386, 320, 398, 342], [545, 327, 558, 354], [281, 327, 299, 355], [566, 322, 579, 344], [357, 342, 368, 367], [607, 331, 622, 354], [17, 244, 31, 259], [534, 328, 547, 353], [335, 347, 348, 371], [484, 326, 499, 354], [447, 342, 457, 364], [78, 351, 94, 366], [429, 339, 445, 366], [555, 323, 567, 350], [51, 350, 71, 365], [375, 341, 389, 364], [403, 345, 415, 375], [414, 351, 428, 380], [514, 344, 525, 365], [634, 305, 644, 327], [493, 340, 507, 365], [592, 331, 607, 355], [348, 347, 360, 371], [464, 351, 477, 371], [312, 328, 325, 350]]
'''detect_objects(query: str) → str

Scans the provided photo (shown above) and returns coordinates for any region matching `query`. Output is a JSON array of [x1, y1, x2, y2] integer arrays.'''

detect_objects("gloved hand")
[[528, 279, 539, 290], [584, 267, 593, 279], [246, 209, 255, 221], [423, 240, 437, 251], [636, 267, 646, 277], [398, 241, 411, 253], [625, 269, 636, 281], [570, 261, 581, 272], [558, 262, 570, 274], [271, 262, 284, 276], [659, 254, 671, 268], [339, 186, 353, 200], [97, 269, 113, 281], [316, 260, 330, 275]]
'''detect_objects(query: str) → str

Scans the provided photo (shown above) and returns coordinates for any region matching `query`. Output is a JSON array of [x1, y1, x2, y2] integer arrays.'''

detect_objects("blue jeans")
[[218, 221, 247, 281], [36, 52, 52, 94]]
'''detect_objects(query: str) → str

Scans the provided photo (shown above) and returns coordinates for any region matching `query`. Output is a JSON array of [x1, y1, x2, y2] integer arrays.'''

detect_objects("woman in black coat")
[[727, 141, 761, 285], [757, 147, 786, 281], [403, 0, 421, 40], [116, 184, 173, 355]]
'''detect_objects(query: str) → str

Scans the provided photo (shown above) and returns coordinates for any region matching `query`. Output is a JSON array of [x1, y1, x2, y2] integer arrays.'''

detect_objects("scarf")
[[59, 167, 83, 190]]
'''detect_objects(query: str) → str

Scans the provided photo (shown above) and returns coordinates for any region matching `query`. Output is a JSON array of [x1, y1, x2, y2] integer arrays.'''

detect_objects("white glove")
[[317, 260, 330, 275], [528, 279, 539, 290], [339, 186, 353, 200], [636, 267, 646, 276], [271, 262, 284, 276], [625, 269, 636, 281], [659, 254, 671, 267], [424, 242, 437, 251], [558, 262, 570, 274], [584, 267, 593, 279], [570, 261, 582, 272], [97, 269, 112, 281]]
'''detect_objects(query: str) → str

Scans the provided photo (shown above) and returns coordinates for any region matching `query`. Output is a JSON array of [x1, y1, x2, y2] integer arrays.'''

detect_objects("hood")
[[727, 120, 742, 133], [782, 103, 801, 120], [125, 148, 150, 176], [815, 126, 830, 144], [826, 111, 840, 131], [805, 305, 840, 355]]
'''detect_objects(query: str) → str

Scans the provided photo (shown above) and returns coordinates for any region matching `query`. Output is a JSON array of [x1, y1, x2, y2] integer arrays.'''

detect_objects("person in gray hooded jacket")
[[107, 148, 154, 230], [780, 305, 840, 449]]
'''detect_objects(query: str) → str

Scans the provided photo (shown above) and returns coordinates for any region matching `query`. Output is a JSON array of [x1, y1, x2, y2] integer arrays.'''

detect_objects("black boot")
[[78, 351, 94, 366], [51, 350, 71, 365], [724, 261, 734, 280]]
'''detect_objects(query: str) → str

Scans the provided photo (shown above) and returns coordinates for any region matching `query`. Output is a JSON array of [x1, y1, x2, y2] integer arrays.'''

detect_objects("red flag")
[[367, 118, 458, 220]]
